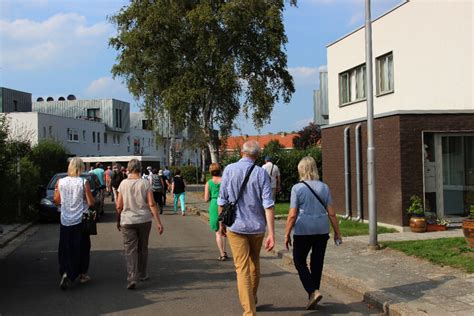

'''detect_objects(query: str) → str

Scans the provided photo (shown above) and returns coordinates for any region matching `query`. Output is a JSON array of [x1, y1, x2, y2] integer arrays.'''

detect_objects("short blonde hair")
[[209, 163, 221, 176], [127, 159, 142, 174], [68, 157, 85, 177], [298, 156, 319, 181]]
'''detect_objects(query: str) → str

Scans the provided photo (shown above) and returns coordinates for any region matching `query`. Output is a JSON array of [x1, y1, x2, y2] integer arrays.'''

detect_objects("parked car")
[[39, 172, 104, 222]]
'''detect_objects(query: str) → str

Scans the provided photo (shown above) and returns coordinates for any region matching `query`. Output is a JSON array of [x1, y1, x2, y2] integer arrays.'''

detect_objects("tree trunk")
[[207, 141, 219, 164], [169, 120, 176, 166], [200, 148, 207, 183]]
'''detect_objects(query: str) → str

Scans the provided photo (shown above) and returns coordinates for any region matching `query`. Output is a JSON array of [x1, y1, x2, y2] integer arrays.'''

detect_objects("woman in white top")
[[56, 157, 95, 290], [116, 159, 164, 290]]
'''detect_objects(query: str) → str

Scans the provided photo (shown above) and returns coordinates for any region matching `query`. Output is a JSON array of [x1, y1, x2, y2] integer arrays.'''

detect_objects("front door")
[[437, 134, 474, 216]]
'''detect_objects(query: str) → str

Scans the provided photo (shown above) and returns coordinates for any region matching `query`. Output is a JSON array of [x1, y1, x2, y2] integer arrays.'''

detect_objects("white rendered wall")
[[327, 0, 473, 125]]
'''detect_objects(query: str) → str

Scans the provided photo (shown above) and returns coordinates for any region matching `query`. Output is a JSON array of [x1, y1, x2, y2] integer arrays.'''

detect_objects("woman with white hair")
[[55, 157, 95, 290], [284, 156, 342, 310], [116, 159, 164, 289]]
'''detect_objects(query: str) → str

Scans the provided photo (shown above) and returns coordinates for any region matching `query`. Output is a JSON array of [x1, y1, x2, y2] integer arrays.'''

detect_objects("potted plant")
[[425, 212, 448, 232], [407, 195, 426, 233], [462, 205, 474, 248]]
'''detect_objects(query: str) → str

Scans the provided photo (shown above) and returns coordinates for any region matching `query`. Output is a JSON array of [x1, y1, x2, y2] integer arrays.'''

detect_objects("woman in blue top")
[[284, 156, 342, 310]]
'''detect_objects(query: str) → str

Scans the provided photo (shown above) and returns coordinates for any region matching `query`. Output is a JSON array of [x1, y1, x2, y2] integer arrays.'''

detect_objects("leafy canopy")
[[109, 0, 294, 140]]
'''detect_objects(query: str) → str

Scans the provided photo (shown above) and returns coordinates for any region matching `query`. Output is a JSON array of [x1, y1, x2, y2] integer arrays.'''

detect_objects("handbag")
[[219, 164, 256, 226], [82, 179, 97, 235], [82, 209, 97, 235]]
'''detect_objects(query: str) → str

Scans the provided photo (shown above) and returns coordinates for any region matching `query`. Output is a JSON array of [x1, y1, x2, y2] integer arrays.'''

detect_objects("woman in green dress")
[[204, 163, 228, 261]]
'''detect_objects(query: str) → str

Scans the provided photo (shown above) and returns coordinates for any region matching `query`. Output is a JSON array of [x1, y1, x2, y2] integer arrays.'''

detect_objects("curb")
[[0, 222, 35, 249], [187, 203, 420, 316]]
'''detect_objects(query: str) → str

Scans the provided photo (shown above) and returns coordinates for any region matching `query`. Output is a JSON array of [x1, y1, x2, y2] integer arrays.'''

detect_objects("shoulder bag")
[[219, 164, 256, 227], [82, 179, 97, 235], [300, 181, 327, 211]]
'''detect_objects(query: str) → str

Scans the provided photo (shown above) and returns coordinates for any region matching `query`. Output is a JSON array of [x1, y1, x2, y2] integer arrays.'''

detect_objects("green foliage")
[[28, 140, 69, 184], [170, 165, 202, 184], [109, 0, 294, 160], [293, 122, 321, 150], [406, 195, 424, 216], [221, 145, 322, 201], [470, 205, 474, 220], [383, 238, 474, 273]]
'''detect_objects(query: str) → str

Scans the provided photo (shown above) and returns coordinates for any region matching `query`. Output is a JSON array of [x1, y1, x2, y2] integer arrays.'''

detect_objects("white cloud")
[[293, 117, 313, 129], [288, 66, 320, 86], [84, 77, 130, 100], [0, 13, 113, 70]]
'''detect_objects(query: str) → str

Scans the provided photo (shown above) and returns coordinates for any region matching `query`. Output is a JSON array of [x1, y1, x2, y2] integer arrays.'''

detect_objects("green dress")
[[208, 180, 221, 232]]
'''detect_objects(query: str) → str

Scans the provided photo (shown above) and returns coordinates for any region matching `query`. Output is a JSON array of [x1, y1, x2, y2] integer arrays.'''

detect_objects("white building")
[[321, 0, 473, 227]]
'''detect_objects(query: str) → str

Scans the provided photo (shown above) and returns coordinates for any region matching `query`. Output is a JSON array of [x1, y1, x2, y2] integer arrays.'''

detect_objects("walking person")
[[218, 140, 275, 316], [105, 166, 113, 200], [111, 163, 124, 203], [171, 169, 186, 216], [55, 157, 95, 289], [262, 156, 281, 201], [284, 156, 342, 310], [204, 163, 227, 261], [149, 168, 165, 214], [116, 159, 164, 289], [159, 170, 169, 206]]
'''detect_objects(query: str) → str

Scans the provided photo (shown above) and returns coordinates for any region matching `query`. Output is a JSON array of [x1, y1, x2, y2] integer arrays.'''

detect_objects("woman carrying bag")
[[284, 156, 342, 310], [55, 157, 95, 290]]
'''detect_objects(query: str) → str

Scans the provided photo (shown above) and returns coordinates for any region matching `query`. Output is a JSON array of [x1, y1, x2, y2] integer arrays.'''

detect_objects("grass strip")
[[383, 237, 474, 273]]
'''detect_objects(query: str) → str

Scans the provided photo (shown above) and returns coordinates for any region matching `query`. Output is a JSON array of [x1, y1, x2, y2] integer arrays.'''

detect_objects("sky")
[[0, 0, 404, 135]]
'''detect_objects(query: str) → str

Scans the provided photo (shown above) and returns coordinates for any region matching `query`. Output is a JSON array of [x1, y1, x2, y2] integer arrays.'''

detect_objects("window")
[[87, 108, 100, 120], [13, 100, 18, 112], [376, 52, 394, 95], [92, 132, 96, 143], [67, 128, 79, 142], [104, 133, 107, 144], [43, 127, 46, 138], [48, 126, 53, 138], [97, 132, 100, 143], [117, 135, 121, 144], [115, 109, 123, 128], [83, 130, 86, 142], [339, 64, 366, 106]]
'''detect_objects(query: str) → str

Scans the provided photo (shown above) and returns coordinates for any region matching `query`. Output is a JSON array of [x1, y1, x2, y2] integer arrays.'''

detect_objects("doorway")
[[425, 133, 474, 217]]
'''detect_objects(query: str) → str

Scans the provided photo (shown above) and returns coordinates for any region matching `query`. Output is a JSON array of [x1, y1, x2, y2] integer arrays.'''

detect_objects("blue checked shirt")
[[218, 157, 274, 234]]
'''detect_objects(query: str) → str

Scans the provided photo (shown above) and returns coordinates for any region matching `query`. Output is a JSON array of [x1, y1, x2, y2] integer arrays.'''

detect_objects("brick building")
[[321, 1, 473, 227]]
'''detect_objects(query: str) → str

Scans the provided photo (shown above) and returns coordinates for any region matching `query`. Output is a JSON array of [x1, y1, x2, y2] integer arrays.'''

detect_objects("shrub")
[[28, 140, 69, 184]]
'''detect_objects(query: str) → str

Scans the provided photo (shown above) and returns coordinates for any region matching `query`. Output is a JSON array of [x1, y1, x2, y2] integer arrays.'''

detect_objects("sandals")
[[218, 252, 229, 261]]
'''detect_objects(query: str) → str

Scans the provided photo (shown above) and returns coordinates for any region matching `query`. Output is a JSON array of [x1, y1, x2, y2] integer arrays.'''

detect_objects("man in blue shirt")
[[218, 140, 275, 316]]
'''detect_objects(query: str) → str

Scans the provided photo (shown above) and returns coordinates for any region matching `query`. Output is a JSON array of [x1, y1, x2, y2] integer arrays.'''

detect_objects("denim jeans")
[[292, 234, 329, 296]]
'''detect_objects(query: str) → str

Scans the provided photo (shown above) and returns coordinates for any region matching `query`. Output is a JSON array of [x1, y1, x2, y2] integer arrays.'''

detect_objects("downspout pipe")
[[355, 123, 363, 221], [343, 126, 351, 219]]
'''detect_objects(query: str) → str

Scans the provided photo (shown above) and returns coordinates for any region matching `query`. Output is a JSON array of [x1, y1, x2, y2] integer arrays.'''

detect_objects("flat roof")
[[326, 0, 409, 48], [71, 156, 161, 163]]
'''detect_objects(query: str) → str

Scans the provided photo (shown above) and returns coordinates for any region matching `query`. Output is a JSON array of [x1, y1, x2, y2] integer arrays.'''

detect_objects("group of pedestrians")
[[54, 140, 341, 315]]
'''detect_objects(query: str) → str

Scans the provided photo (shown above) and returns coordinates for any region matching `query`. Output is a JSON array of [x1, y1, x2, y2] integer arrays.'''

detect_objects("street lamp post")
[[365, 0, 379, 250]]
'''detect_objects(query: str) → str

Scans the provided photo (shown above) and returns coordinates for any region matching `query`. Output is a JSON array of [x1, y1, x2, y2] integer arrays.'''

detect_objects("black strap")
[[270, 164, 274, 177], [300, 181, 327, 211], [235, 164, 256, 204]]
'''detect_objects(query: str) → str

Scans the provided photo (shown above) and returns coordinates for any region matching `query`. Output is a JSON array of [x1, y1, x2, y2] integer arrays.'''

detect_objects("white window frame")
[[376, 52, 394, 96], [67, 128, 79, 143], [339, 63, 366, 106]]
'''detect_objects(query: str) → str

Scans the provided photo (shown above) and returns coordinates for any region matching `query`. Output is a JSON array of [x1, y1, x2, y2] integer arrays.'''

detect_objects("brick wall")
[[322, 113, 474, 227]]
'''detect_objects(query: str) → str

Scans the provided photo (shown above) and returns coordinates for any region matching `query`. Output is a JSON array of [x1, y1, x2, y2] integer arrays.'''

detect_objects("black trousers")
[[293, 234, 329, 296], [58, 222, 91, 282], [153, 191, 164, 208]]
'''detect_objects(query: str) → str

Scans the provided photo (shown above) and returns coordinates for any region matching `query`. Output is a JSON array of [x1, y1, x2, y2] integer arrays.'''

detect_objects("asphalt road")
[[0, 201, 381, 316]]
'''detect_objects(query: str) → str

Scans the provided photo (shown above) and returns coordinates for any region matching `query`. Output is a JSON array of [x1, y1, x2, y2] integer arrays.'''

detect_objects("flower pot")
[[409, 216, 427, 233], [462, 219, 474, 248], [426, 223, 447, 232]]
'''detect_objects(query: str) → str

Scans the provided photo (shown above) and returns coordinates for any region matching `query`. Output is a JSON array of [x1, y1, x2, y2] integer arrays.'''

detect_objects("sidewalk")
[[185, 191, 474, 316], [0, 223, 35, 249]]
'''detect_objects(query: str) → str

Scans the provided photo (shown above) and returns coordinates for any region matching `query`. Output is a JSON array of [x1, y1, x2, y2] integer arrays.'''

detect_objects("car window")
[[47, 174, 65, 190]]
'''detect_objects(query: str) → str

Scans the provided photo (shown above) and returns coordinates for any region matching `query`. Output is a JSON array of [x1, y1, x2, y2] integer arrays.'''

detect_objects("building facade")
[[0, 87, 32, 113], [322, 0, 473, 227]]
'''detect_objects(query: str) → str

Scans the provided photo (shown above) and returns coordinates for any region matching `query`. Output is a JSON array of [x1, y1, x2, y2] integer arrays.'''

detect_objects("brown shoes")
[[306, 290, 323, 310]]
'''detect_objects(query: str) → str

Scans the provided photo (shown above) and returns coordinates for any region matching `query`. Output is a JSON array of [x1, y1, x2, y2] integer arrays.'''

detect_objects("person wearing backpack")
[[149, 169, 165, 214]]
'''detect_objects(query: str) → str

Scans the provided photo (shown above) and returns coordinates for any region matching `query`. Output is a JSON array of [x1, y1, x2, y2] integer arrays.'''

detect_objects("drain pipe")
[[343, 126, 351, 219], [354, 123, 363, 221]]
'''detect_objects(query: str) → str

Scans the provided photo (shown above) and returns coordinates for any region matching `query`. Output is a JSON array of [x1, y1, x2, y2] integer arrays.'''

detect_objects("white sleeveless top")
[[58, 176, 88, 226]]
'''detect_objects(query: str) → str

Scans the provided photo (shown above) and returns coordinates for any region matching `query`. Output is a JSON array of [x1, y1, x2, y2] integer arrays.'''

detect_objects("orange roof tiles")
[[223, 133, 298, 151]]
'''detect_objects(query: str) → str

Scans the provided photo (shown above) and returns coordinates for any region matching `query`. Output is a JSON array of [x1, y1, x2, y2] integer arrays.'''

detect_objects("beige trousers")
[[121, 221, 152, 283], [227, 230, 265, 316]]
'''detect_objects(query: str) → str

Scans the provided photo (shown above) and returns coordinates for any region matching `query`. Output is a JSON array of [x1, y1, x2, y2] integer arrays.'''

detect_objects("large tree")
[[109, 0, 294, 163]]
